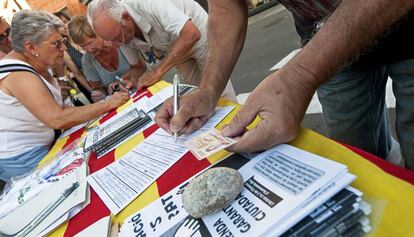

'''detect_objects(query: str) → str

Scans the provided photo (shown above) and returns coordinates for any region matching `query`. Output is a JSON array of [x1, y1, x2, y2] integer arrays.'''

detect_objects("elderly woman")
[[0, 10, 130, 182], [68, 16, 145, 102]]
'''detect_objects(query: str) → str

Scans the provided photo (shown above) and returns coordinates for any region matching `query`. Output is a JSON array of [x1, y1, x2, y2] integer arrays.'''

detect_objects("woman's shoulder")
[[0, 58, 31, 67]]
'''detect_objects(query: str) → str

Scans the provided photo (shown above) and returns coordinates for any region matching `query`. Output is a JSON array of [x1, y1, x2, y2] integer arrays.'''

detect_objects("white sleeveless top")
[[0, 59, 63, 158]]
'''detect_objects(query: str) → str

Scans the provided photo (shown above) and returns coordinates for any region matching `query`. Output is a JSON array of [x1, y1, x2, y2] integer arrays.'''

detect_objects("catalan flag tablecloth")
[[43, 81, 414, 237]]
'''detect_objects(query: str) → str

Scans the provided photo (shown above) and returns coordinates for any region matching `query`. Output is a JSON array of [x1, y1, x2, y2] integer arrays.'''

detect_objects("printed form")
[[87, 106, 235, 214]]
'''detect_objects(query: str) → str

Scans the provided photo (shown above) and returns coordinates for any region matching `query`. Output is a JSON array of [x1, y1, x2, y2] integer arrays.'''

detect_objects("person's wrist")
[[153, 67, 164, 80], [200, 84, 221, 101]]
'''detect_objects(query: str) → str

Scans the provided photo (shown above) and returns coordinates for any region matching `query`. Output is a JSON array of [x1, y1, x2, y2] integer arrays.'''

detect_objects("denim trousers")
[[317, 58, 414, 170], [0, 146, 49, 182]]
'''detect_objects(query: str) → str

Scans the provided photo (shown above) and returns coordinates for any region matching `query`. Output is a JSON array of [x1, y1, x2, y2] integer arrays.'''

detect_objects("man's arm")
[[137, 20, 201, 89], [155, 0, 248, 134], [222, 0, 414, 152], [121, 58, 146, 89]]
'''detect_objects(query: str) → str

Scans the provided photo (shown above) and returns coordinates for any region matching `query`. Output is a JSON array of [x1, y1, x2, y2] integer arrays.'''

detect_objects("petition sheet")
[[87, 106, 235, 214]]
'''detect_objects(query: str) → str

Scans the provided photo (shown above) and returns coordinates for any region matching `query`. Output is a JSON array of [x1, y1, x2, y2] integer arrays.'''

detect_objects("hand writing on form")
[[155, 88, 217, 136]]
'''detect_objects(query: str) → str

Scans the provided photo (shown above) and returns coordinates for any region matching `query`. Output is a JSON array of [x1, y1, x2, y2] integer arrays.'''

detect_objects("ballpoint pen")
[[17, 182, 80, 237], [115, 76, 135, 95], [173, 74, 180, 143]]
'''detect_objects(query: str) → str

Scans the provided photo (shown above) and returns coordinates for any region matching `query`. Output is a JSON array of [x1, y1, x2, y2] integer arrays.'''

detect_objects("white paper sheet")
[[88, 106, 235, 214]]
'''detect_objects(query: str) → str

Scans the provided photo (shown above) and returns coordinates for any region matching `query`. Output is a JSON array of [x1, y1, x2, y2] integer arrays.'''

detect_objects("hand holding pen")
[[173, 74, 180, 142], [114, 76, 135, 95]]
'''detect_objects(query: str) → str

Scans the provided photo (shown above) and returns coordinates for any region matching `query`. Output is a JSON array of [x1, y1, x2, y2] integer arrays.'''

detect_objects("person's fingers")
[[226, 121, 278, 153], [221, 99, 260, 138], [108, 83, 116, 94], [155, 98, 174, 134], [170, 102, 198, 133], [179, 116, 208, 135]]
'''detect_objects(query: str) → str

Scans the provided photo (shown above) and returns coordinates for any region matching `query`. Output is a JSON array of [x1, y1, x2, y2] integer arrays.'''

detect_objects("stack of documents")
[[84, 108, 152, 157], [118, 145, 371, 237], [0, 146, 89, 237], [87, 106, 235, 214], [281, 187, 372, 237]]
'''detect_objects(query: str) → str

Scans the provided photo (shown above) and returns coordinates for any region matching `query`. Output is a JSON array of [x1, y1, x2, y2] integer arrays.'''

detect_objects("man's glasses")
[[0, 27, 10, 42]]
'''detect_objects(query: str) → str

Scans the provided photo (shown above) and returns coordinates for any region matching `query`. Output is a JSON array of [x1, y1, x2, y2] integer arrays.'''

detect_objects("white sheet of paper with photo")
[[119, 145, 354, 237], [185, 129, 238, 160], [201, 144, 349, 237], [87, 106, 235, 215], [0, 163, 88, 237]]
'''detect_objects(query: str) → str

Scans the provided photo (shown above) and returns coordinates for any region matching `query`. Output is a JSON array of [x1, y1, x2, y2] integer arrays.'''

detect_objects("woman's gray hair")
[[11, 10, 63, 53], [87, 0, 124, 27]]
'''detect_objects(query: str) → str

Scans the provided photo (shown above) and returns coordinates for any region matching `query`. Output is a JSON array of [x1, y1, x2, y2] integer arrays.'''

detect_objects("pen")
[[173, 74, 180, 143], [115, 76, 134, 95], [17, 182, 80, 237]]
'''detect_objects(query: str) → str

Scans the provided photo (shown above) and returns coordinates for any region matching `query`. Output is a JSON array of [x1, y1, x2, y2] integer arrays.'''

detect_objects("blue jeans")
[[0, 147, 49, 182], [317, 58, 414, 170]]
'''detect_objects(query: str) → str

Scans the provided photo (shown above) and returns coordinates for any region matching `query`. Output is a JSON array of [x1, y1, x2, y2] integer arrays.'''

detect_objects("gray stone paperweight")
[[182, 167, 244, 218]]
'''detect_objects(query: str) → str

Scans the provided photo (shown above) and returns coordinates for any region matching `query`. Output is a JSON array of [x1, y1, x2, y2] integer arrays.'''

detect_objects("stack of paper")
[[0, 146, 89, 237], [84, 108, 152, 157], [280, 187, 372, 237], [118, 145, 371, 237], [87, 106, 235, 214]]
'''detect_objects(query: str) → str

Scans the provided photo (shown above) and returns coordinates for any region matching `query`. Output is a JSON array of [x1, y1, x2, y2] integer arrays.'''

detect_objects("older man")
[[0, 17, 12, 58], [87, 0, 236, 101]]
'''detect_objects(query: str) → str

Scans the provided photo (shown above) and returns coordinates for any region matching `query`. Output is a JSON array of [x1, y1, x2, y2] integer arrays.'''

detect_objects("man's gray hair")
[[11, 10, 63, 53], [87, 0, 125, 27]]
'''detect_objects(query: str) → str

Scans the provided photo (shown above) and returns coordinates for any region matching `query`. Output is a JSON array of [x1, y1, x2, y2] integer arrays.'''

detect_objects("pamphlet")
[[119, 145, 354, 237]]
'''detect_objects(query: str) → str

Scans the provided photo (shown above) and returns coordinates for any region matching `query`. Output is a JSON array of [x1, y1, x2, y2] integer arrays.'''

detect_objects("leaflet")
[[87, 106, 235, 214], [119, 144, 354, 237]]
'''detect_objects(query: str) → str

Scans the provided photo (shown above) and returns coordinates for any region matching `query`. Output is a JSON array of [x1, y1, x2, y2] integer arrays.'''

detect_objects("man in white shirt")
[[87, 0, 236, 101]]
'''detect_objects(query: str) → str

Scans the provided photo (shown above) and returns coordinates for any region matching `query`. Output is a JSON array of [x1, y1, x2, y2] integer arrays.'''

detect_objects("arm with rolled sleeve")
[[134, 0, 202, 89]]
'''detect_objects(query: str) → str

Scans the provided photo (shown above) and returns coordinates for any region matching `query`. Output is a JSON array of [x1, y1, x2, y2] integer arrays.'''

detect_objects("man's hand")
[[155, 88, 218, 135], [137, 70, 162, 90], [221, 69, 315, 153], [108, 81, 129, 94]]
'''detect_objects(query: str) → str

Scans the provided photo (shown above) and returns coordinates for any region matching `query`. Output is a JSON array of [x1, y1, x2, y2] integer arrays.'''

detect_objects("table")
[[45, 81, 414, 237]]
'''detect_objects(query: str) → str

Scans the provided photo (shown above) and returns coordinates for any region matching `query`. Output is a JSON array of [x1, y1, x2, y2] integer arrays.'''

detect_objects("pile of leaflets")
[[281, 187, 371, 237], [119, 145, 372, 237], [84, 108, 152, 157]]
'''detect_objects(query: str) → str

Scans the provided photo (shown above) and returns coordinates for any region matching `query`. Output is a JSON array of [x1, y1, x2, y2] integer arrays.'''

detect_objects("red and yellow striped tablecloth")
[[44, 81, 414, 237]]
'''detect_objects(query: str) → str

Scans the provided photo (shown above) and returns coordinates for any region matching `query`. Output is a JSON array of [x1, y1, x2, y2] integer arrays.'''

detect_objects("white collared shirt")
[[122, 0, 208, 60]]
